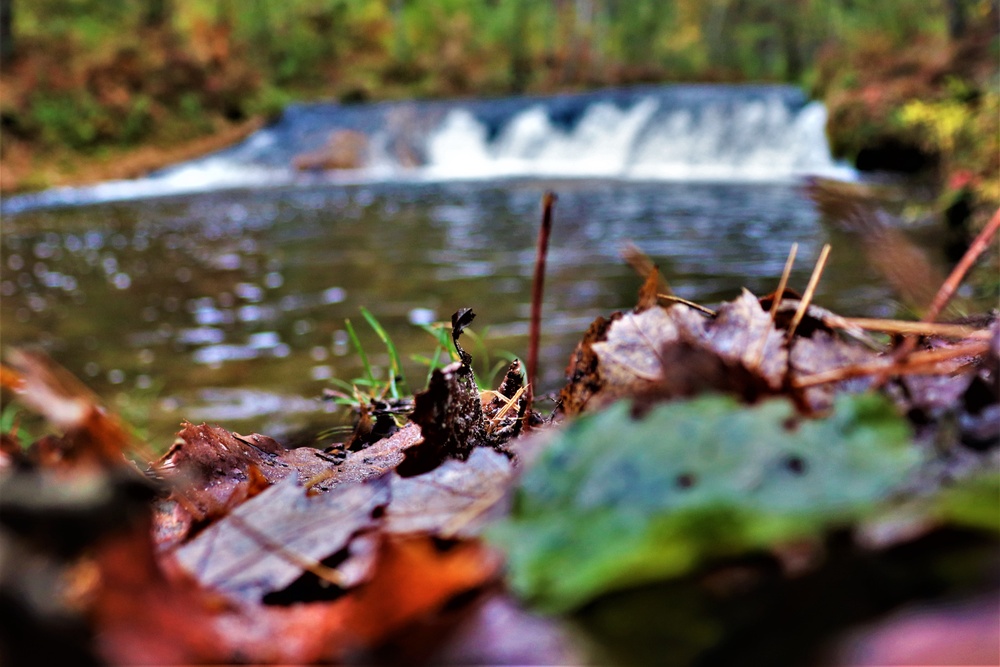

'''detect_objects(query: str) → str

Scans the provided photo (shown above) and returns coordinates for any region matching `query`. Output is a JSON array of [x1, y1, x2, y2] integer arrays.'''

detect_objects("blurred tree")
[[144, 0, 171, 29], [1, 0, 12, 60]]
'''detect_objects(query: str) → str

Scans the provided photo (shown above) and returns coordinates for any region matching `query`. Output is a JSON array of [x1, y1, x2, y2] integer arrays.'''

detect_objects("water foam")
[[3, 86, 854, 212]]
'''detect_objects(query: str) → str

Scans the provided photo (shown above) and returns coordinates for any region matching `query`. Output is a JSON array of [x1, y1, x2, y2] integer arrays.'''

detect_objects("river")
[[0, 85, 941, 445]]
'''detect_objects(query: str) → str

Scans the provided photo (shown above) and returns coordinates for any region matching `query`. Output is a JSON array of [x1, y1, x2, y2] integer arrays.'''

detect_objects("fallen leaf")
[[151, 421, 423, 546], [284, 422, 421, 492], [153, 423, 289, 524], [3, 349, 140, 469], [590, 306, 684, 400], [174, 474, 390, 604], [697, 289, 787, 390], [90, 518, 227, 666], [489, 393, 921, 612], [789, 329, 878, 413], [562, 290, 786, 414], [386, 447, 515, 538]]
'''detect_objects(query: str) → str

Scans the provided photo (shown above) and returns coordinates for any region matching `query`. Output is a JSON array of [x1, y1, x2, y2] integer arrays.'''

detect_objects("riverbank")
[[1, 117, 263, 193]]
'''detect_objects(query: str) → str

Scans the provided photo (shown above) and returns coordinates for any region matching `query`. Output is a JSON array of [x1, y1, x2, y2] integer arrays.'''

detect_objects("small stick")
[[526, 192, 557, 416], [786, 244, 831, 342], [839, 317, 982, 339], [921, 207, 1000, 327], [487, 384, 528, 434], [769, 243, 799, 320], [750, 243, 799, 368], [793, 340, 989, 388], [657, 294, 716, 316], [893, 207, 1000, 362]]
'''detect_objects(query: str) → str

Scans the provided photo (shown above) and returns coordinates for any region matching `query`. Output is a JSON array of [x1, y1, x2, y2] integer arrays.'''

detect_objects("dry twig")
[[526, 192, 556, 420], [770, 242, 799, 320], [786, 244, 831, 341], [793, 340, 989, 388], [657, 294, 716, 316]]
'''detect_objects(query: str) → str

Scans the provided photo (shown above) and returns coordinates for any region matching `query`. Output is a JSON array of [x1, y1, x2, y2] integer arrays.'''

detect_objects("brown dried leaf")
[[174, 474, 390, 604], [789, 330, 878, 413], [636, 265, 664, 311], [153, 423, 288, 525], [338, 536, 502, 647], [807, 178, 947, 314], [3, 349, 137, 469], [558, 313, 615, 416], [563, 291, 787, 413], [91, 519, 228, 665], [698, 289, 788, 390], [386, 447, 515, 538]]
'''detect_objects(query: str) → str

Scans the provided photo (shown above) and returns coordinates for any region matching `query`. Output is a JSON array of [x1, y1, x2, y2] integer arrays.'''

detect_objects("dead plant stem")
[[770, 243, 799, 320], [839, 317, 982, 339], [877, 206, 999, 385], [920, 207, 1000, 328], [657, 294, 716, 316], [526, 192, 556, 416], [793, 340, 989, 388], [786, 244, 831, 342]]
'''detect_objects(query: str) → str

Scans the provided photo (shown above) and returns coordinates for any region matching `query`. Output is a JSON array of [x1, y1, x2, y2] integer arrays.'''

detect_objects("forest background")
[[1, 0, 997, 221]]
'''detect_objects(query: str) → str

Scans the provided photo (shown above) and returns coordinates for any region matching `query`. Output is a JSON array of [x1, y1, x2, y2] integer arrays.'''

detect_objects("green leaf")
[[488, 393, 922, 613], [931, 472, 1000, 532]]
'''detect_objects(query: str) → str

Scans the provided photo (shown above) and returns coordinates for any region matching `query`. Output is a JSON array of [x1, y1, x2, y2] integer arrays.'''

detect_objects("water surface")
[[2, 179, 923, 445]]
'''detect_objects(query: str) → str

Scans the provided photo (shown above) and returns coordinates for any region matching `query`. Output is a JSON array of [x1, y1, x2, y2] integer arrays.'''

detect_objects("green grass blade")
[[360, 306, 407, 398], [344, 318, 375, 387]]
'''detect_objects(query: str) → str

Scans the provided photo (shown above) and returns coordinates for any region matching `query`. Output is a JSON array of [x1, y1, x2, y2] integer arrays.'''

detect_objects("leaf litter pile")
[[1, 201, 998, 666]]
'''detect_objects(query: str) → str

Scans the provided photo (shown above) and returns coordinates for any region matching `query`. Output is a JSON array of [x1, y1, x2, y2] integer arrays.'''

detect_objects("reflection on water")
[[0, 180, 935, 445]]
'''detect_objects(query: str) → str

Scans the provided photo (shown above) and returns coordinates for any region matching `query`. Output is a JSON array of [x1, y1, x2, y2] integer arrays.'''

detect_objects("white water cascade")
[[3, 85, 854, 213]]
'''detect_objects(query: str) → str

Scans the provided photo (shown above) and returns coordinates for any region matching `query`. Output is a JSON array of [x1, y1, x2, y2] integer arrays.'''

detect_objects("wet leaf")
[[489, 393, 922, 612], [175, 475, 390, 604], [154, 423, 289, 523], [3, 349, 140, 468], [151, 421, 422, 547], [789, 329, 877, 412], [562, 291, 788, 414], [386, 447, 515, 538]]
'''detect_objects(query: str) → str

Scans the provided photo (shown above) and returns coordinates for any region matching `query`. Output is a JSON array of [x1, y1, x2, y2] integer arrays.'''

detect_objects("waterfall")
[[3, 85, 854, 213]]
